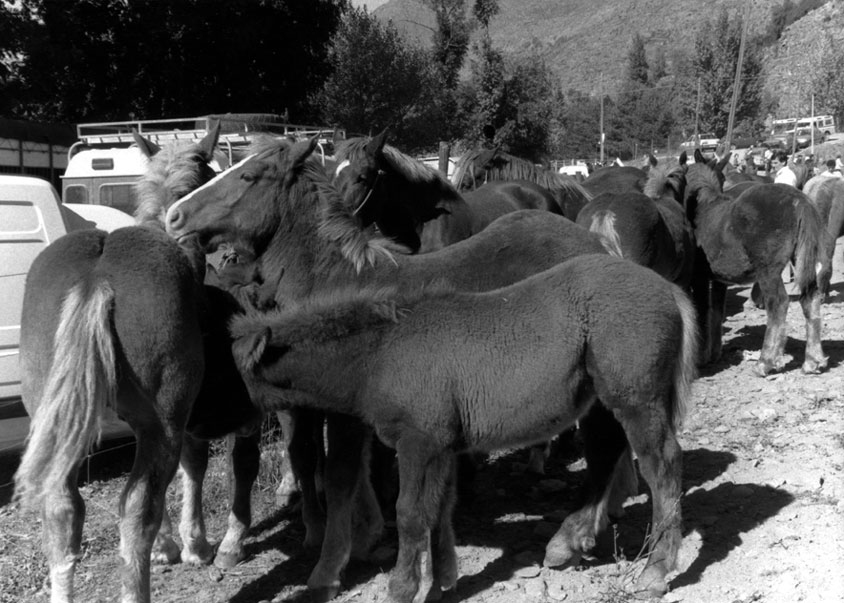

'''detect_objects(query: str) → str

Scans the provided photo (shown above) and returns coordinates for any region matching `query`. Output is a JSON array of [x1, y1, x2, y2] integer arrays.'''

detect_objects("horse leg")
[[799, 285, 828, 374], [177, 432, 214, 565], [690, 267, 713, 364], [755, 276, 790, 376], [41, 469, 84, 603], [544, 400, 629, 569], [287, 408, 326, 549], [118, 425, 183, 603], [428, 456, 458, 600], [619, 410, 683, 597], [151, 498, 181, 564], [307, 415, 375, 602], [390, 435, 454, 603], [351, 442, 385, 560], [274, 410, 299, 507], [216, 430, 261, 568], [526, 442, 551, 474], [707, 280, 727, 364]]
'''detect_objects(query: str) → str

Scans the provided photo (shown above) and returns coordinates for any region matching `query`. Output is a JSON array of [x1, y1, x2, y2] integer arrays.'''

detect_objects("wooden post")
[[438, 141, 450, 177]]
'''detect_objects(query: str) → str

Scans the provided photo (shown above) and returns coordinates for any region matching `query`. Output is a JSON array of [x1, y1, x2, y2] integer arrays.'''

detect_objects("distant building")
[[0, 118, 76, 189]]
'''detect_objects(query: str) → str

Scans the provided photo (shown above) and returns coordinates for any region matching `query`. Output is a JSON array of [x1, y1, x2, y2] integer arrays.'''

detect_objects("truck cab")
[[0, 175, 135, 425], [61, 114, 343, 215]]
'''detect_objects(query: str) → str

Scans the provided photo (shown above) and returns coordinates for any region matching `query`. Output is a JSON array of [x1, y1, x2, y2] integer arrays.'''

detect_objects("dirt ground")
[[1, 259, 843, 603]]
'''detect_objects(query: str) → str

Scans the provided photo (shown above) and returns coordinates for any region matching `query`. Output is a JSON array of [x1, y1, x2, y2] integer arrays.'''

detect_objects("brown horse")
[[803, 175, 844, 295], [683, 156, 829, 375], [14, 224, 205, 603], [335, 132, 567, 253], [230, 255, 698, 602], [164, 136, 645, 601], [450, 146, 593, 220], [576, 159, 696, 289]]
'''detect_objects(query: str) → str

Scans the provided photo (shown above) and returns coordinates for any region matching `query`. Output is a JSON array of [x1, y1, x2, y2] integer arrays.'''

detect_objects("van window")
[[99, 184, 137, 216], [64, 184, 88, 205]]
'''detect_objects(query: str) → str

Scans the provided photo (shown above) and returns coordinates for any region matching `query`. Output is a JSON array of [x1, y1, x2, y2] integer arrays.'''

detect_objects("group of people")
[[738, 148, 843, 186]]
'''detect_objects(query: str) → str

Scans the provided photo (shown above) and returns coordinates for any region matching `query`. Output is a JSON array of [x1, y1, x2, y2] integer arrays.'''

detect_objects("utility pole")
[[599, 72, 605, 164], [725, 1, 751, 154], [694, 76, 701, 148]]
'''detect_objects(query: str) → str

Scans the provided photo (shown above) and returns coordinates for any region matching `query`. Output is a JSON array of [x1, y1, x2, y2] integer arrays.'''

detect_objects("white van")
[[61, 114, 343, 215], [795, 115, 836, 139]]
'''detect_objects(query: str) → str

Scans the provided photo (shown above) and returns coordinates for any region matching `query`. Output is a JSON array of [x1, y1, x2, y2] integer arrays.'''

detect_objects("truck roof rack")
[[75, 114, 344, 148]]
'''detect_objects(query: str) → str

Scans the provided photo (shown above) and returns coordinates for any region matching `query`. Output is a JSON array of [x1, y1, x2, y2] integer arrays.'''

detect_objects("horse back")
[[21, 226, 204, 424]]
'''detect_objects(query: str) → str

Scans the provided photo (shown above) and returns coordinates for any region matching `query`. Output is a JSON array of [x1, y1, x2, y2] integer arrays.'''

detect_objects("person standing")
[[771, 150, 797, 187]]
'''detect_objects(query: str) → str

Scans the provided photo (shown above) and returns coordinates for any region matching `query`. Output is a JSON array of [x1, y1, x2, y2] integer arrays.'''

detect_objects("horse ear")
[[648, 154, 658, 167], [198, 119, 221, 158], [679, 151, 688, 165], [365, 128, 389, 159], [693, 149, 705, 164], [133, 130, 161, 158], [232, 326, 272, 373], [715, 153, 730, 172]]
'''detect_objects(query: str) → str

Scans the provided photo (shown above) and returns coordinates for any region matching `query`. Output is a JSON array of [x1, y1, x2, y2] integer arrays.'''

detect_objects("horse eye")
[[241, 172, 256, 183]]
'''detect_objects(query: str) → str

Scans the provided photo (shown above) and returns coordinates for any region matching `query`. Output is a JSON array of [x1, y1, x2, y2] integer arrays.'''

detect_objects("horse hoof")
[[636, 565, 669, 597], [802, 357, 828, 374], [543, 542, 583, 570], [214, 549, 244, 569], [151, 539, 181, 565], [307, 583, 341, 603], [181, 544, 214, 566]]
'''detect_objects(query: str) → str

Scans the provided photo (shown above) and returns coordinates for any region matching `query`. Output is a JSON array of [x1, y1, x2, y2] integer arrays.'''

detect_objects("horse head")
[[336, 132, 452, 253], [165, 135, 302, 256], [133, 120, 221, 226]]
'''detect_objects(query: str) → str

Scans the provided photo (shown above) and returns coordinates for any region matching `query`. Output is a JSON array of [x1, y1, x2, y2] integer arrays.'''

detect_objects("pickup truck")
[[0, 174, 135, 452]]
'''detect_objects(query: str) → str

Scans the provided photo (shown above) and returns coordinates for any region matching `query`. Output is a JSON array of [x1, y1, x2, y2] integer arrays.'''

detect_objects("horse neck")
[[419, 202, 475, 252]]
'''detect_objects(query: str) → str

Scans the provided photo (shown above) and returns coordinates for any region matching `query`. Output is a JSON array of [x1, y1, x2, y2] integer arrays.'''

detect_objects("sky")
[[349, 0, 390, 10]]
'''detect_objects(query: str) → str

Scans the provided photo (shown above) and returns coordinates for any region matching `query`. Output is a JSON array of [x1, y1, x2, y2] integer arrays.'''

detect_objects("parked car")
[[680, 132, 719, 151], [720, 130, 761, 150], [791, 126, 828, 149]]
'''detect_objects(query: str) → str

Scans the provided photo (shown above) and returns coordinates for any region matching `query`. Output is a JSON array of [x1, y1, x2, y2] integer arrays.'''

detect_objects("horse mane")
[[230, 280, 456, 366], [134, 141, 215, 226], [685, 162, 723, 204], [644, 163, 685, 202], [282, 153, 402, 273], [454, 148, 593, 201]]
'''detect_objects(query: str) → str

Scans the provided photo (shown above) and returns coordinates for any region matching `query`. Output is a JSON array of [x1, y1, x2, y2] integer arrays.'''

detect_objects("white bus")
[[795, 114, 837, 138]]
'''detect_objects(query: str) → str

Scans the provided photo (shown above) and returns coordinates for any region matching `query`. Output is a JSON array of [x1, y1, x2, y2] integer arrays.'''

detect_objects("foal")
[[231, 254, 698, 602]]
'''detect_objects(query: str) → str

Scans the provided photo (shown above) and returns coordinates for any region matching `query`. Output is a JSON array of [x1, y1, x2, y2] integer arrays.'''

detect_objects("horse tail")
[[14, 279, 118, 508], [793, 198, 830, 297], [669, 286, 699, 430], [588, 210, 624, 258]]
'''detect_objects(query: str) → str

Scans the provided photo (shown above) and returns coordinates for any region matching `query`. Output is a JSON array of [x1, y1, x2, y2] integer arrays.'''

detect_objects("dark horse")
[[132, 129, 269, 570], [683, 155, 829, 375], [575, 158, 696, 289], [14, 225, 205, 603], [335, 132, 568, 253], [450, 146, 593, 220], [164, 136, 654, 601], [230, 255, 698, 602]]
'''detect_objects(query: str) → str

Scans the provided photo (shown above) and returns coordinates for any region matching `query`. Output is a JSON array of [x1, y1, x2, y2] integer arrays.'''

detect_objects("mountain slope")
[[373, 0, 776, 95]]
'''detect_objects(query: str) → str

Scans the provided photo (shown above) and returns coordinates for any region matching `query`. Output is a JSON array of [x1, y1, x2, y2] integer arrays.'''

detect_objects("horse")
[[164, 135, 650, 601], [131, 127, 279, 573], [13, 224, 206, 603], [450, 146, 593, 220], [575, 158, 696, 289], [683, 155, 829, 376], [334, 132, 568, 253], [230, 254, 698, 602], [803, 175, 844, 294]]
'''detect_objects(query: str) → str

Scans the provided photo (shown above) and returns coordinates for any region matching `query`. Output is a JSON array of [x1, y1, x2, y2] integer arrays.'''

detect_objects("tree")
[[2, 0, 344, 122], [421, 0, 470, 91], [692, 8, 763, 137], [316, 7, 442, 150]]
